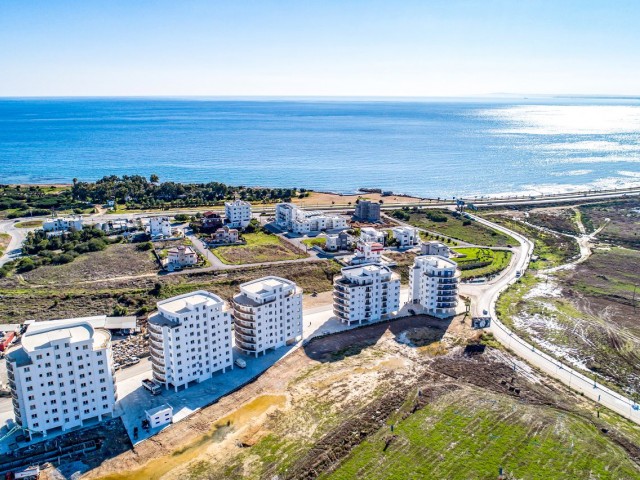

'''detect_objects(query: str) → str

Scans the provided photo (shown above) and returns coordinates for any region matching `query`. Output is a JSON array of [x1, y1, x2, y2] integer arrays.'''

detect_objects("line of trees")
[[71, 175, 304, 209]]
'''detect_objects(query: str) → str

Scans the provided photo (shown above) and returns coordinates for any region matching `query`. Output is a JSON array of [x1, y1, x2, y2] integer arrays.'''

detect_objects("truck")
[[0, 332, 16, 353], [142, 379, 162, 395]]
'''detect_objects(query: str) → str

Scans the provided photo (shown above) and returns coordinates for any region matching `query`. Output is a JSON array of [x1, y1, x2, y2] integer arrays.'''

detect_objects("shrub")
[[137, 241, 153, 251], [174, 214, 190, 222]]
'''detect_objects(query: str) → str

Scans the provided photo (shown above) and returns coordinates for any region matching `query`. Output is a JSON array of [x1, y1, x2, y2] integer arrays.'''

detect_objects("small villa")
[[167, 245, 198, 267]]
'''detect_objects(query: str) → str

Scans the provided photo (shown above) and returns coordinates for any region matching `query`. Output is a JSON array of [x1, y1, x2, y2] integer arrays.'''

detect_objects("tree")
[[150, 174, 160, 183]]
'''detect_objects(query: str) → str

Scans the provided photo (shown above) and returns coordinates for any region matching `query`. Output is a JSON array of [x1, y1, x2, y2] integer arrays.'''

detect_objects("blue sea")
[[1, 98, 639, 198]]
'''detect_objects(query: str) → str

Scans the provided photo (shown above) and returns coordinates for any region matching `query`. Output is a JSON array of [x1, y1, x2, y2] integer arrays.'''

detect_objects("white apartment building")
[[148, 291, 233, 392], [275, 203, 347, 234], [232, 276, 303, 357], [224, 199, 252, 228], [5, 318, 116, 437], [360, 227, 385, 244], [408, 255, 460, 318], [421, 241, 451, 258], [391, 226, 419, 247], [149, 216, 172, 238], [333, 264, 401, 325], [42, 216, 84, 233], [166, 245, 198, 267], [352, 240, 384, 264]]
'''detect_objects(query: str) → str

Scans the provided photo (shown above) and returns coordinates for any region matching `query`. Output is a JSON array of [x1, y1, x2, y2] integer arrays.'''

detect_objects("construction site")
[[2, 309, 628, 480]]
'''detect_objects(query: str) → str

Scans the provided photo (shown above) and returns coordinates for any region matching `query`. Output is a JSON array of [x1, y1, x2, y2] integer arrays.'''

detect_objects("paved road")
[[467, 213, 640, 425], [0, 220, 36, 267]]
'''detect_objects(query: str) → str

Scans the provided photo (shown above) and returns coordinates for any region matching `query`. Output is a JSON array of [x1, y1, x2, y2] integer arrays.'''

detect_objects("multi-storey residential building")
[[232, 277, 303, 357], [224, 199, 252, 228], [391, 226, 419, 247], [149, 216, 172, 238], [147, 291, 233, 392], [421, 241, 451, 258], [352, 240, 384, 264], [167, 245, 198, 267], [360, 227, 385, 244], [42, 216, 84, 233], [408, 255, 460, 318], [5, 318, 116, 437], [275, 203, 347, 234], [353, 200, 381, 223], [333, 264, 400, 325]]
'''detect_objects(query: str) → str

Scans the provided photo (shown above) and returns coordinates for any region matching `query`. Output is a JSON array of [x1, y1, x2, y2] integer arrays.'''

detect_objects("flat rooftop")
[[145, 403, 173, 416], [415, 255, 458, 269], [341, 263, 391, 277], [158, 291, 224, 315], [241, 277, 294, 295]]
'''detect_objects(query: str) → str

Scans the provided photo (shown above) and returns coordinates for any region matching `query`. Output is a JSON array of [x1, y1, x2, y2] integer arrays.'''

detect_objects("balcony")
[[235, 332, 256, 344], [236, 339, 257, 351], [333, 290, 350, 299], [235, 324, 255, 336], [149, 330, 163, 342], [233, 310, 256, 322], [149, 337, 164, 350], [235, 318, 256, 331], [153, 370, 166, 383], [147, 323, 163, 336], [152, 363, 166, 378], [12, 398, 20, 410], [233, 303, 255, 314], [436, 302, 457, 309]]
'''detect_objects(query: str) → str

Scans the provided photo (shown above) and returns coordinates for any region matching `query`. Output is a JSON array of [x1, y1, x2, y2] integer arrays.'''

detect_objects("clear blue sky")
[[1, 0, 638, 97]]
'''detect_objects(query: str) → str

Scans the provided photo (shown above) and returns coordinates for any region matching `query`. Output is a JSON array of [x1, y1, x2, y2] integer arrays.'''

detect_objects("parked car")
[[234, 358, 247, 369]]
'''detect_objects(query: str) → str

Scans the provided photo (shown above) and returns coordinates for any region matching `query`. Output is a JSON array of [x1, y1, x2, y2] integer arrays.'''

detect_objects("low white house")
[[149, 216, 172, 238], [145, 404, 173, 428], [391, 226, 419, 247], [421, 241, 451, 258], [352, 240, 384, 264], [167, 245, 198, 267], [360, 227, 385, 244], [42, 216, 83, 233], [210, 226, 240, 244], [224, 199, 252, 228]]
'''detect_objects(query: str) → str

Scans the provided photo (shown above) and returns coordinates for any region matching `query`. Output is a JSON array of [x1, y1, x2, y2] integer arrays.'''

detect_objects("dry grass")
[[20, 243, 159, 285], [0, 233, 10, 255], [293, 191, 423, 207]]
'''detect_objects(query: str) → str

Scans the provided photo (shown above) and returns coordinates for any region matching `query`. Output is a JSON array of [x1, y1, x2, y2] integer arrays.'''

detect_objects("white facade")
[[391, 226, 419, 247], [360, 227, 385, 244], [333, 264, 401, 325], [421, 241, 451, 258], [5, 318, 116, 436], [225, 200, 252, 228], [408, 255, 460, 318], [232, 276, 303, 357], [42, 216, 84, 233], [148, 291, 233, 392], [352, 240, 384, 264], [145, 404, 173, 428], [149, 216, 172, 237], [167, 245, 198, 267], [275, 203, 347, 234]]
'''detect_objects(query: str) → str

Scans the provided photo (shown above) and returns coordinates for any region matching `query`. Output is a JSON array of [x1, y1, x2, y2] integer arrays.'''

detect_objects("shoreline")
[[10, 182, 640, 204]]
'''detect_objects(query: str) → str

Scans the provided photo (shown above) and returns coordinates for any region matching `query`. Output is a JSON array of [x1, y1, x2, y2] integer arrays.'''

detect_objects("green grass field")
[[324, 390, 640, 480], [212, 232, 306, 265], [14, 220, 43, 229], [406, 210, 515, 246], [302, 237, 327, 248], [452, 247, 512, 279]]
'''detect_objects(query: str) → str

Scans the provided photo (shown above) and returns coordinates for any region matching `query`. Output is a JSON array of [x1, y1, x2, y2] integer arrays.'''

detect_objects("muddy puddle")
[[97, 394, 286, 480]]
